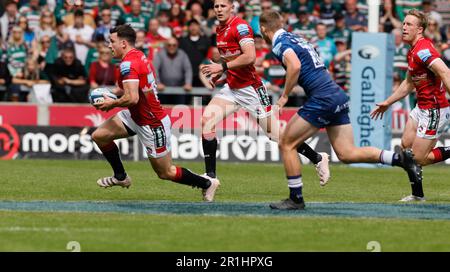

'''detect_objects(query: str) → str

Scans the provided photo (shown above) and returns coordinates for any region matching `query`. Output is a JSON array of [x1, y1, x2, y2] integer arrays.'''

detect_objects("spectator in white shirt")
[[64, 9, 94, 65]]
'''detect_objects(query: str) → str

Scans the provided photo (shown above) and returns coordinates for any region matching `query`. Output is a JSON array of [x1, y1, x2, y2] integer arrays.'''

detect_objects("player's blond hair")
[[259, 10, 284, 32], [407, 9, 428, 31]]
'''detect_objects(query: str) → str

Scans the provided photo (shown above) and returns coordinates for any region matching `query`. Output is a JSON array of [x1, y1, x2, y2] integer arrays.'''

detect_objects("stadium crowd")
[[0, 0, 449, 105]]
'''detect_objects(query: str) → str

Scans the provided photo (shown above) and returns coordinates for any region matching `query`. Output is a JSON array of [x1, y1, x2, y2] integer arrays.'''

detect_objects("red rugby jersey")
[[407, 37, 449, 109], [216, 16, 261, 89], [117, 48, 166, 127]]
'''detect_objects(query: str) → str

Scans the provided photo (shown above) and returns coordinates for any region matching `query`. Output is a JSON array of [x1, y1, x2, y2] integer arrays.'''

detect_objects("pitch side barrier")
[[1, 102, 449, 163]]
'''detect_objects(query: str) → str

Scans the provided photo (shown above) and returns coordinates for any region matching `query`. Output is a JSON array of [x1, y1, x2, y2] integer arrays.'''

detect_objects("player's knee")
[[91, 129, 112, 144], [201, 115, 215, 133], [91, 129, 103, 144], [278, 136, 294, 151]]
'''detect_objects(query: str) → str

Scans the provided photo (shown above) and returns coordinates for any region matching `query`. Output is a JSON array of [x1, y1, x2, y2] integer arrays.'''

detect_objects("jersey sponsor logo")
[[358, 45, 380, 60], [221, 49, 241, 59], [255, 85, 271, 107], [334, 101, 349, 113], [417, 49, 432, 63], [427, 108, 439, 131], [236, 24, 250, 36], [151, 126, 167, 150], [120, 61, 131, 76], [411, 73, 428, 85]]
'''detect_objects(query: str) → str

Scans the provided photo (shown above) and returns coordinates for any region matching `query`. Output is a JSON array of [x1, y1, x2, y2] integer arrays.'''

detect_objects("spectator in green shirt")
[[6, 26, 28, 101], [7, 26, 27, 78], [290, 0, 316, 15], [288, 11, 317, 42], [98, 0, 125, 28], [329, 13, 352, 48], [123, 0, 150, 32]]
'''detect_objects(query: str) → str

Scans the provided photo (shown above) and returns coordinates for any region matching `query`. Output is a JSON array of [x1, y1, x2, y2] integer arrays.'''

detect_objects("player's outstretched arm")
[[429, 58, 450, 95], [371, 73, 414, 120], [277, 50, 301, 109]]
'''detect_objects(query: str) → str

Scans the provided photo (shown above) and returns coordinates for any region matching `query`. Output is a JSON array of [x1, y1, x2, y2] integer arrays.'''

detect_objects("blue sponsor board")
[[350, 33, 395, 167]]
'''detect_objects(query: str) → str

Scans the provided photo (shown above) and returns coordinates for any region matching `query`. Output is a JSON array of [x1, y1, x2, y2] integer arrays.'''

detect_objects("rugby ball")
[[89, 88, 117, 105]]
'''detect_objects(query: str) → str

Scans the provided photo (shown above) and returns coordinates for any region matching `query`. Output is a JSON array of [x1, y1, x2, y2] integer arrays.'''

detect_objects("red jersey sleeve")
[[414, 41, 440, 67], [119, 60, 140, 81], [233, 21, 254, 47]]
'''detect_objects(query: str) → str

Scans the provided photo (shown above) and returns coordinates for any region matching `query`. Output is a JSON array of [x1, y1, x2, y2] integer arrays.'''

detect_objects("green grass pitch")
[[1, 159, 450, 251]]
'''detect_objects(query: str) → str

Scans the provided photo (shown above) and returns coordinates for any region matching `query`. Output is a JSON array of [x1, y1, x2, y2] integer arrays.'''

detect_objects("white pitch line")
[[0, 227, 112, 233]]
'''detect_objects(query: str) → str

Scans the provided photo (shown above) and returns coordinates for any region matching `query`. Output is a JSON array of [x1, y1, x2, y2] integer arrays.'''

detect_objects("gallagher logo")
[[0, 123, 20, 160], [358, 45, 380, 60]]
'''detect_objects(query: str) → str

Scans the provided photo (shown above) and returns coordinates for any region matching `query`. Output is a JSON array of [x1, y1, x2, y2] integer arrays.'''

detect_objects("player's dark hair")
[[110, 24, 136, 46], [259, 10, 284, 32], [407, 9, 428, 31]]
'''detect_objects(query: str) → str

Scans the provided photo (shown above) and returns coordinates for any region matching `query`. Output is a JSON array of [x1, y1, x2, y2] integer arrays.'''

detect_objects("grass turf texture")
[[1, 159, 450, 251]]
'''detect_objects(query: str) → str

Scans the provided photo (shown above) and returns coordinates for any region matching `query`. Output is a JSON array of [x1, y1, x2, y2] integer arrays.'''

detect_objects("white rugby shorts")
[[214, 83, 272, 119], [118, 110, 172, 158], [409, 106, 450, 139]]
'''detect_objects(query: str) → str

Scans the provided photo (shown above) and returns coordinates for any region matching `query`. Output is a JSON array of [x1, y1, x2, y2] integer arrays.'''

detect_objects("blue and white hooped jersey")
[[271, 30, 343, 98]]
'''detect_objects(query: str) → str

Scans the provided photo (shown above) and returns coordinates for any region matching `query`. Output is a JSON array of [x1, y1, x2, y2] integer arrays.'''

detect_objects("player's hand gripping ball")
[[199, 61, 227, 90], [89, 88, 117, 105]]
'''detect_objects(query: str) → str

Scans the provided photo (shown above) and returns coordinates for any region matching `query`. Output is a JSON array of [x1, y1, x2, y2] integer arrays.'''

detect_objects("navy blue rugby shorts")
[[297, 92, 350, 128]]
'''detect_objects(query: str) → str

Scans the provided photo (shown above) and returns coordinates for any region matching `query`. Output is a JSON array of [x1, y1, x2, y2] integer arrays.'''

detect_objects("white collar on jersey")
[[272, 29, 286, 47]]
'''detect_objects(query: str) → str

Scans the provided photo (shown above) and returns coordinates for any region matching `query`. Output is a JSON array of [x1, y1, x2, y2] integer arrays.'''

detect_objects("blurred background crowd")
[[0, 0, 449, 107]]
